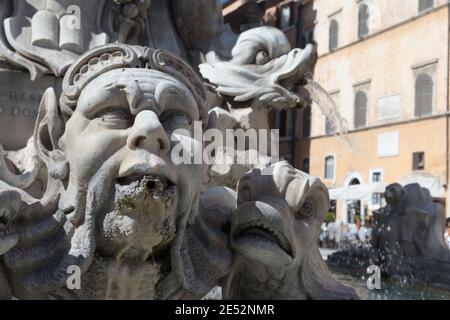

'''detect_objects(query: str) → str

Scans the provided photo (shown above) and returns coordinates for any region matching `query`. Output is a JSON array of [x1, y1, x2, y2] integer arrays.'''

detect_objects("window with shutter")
[[325, 116, 335, 135], [302, 158, 310, 174], [274, 110, 288, 138], [372, 172, 382, 182], [280, 5, 292, 30], [412, 152, 425, 170], [372, 193, 382, 206], [302, 105, 311, 138], [324, 156, 335, 179], [418, 0, 434, 13], [415, 73, 433, 118], [306, 28, 314, 44], [354, 91, 368, 129], [358, 4, 369, 39], [329, 19, 339, 51]]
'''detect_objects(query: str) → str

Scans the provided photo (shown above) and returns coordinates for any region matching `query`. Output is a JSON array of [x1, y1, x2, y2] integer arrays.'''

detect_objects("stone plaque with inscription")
[[0, 67, 60, 150]]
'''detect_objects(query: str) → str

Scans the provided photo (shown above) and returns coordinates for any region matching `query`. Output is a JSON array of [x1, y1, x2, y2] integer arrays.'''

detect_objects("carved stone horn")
[[0, 142, 41, 190]]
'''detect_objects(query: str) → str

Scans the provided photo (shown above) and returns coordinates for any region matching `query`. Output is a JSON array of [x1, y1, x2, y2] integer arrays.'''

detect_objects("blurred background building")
[[223, 0, 450, 224]]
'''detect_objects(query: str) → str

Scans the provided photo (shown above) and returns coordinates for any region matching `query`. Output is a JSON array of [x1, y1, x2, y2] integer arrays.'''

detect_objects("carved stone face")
[[0, 44, 213, 297], [231, 164, 323, 272], [58, 68, 205, 260], [224, 162, 358, 300]]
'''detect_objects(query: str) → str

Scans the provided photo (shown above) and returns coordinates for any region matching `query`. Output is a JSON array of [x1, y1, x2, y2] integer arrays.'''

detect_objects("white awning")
[[398, 171, 445, 198], [328, 182, 387, 201], [328, 171, 445, 201]]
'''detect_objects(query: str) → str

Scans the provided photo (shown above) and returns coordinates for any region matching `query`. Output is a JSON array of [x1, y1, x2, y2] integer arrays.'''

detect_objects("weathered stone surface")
[[0, 44, 214, 299], [223, 161, 358, 300], [199, 26, 317, 137], [0, 68, 60, 150]]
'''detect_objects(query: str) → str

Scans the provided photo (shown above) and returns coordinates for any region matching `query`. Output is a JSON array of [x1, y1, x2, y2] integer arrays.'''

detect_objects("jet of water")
[[303, 78, 375, 161], [305, 79, 349, 136]]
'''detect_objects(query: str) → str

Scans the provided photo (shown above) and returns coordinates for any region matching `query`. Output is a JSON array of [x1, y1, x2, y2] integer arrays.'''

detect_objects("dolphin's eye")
[[255, 51, 270, 65], [95, 107, 132, 129], [160, 110, 192, 133], [296, 201, 315, 220]]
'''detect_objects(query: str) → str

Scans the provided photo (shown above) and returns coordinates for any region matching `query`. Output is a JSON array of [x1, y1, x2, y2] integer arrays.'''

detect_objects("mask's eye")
[[160, 110, 192, 133], [295, 200, 315, 220], [255, 50, 270, 65], [95, 107, 132, 129]]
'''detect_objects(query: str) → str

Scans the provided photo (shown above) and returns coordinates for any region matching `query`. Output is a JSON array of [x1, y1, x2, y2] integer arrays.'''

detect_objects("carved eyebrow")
[[111, 77, 199, 120], [79, 73, 200, 120], [104, 81, 157, 112], [81, 85, 131, 118], [154, 83, 199, 121]]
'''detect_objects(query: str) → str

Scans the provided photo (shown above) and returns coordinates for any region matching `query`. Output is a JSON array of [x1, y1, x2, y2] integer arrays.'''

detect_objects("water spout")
[[303, 78, 374, 159], [304, 79, 349, 136]]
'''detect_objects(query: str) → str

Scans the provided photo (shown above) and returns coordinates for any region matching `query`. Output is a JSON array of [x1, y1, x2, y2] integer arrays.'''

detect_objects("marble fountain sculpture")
[[328, 183, 450, 290], [0, 0, 357, 299]]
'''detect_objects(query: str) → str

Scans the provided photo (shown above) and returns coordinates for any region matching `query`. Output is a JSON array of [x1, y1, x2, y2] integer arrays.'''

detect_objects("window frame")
[[324, 155, 336, 180], [414, 72, 434, 119], [328, 18, 339, 52], [371, 193, 383, 207], [302, 105, 311, 138], [412, 152, 425, 171], [304, 27, 315, 46], [357, 3, 370, 39], [354, 90, 368, 129], [302, 158, 310, 174], [278, 1, 296, 31], [418, 0, 434, 13], [325, 116, 335, 136], [369, 168, 384, 183]]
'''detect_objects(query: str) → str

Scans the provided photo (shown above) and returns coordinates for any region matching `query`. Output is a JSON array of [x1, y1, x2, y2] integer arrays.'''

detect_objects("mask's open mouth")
[[97, 173, 178, 260], [234, 220, 293, 257], [115, 174, 177, 204]]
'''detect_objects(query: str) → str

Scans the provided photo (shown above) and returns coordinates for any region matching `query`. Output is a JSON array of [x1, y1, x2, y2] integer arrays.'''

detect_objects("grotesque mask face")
[[3, 45, 209, 296], [230, 164, 322, 270], [224, 162, 357, 300], [59, 67, 203, 259]]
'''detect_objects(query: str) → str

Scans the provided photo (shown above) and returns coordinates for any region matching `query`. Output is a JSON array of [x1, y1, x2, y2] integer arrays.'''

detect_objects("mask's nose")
[[127, 110, 170, 155]]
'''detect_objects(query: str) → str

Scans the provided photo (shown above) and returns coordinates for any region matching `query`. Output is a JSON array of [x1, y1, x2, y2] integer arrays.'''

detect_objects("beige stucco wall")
[[309, 117, 448, 187], [312, 5, 449, 135], [311, 0, 449, 56], [303, 2, 450, 221]]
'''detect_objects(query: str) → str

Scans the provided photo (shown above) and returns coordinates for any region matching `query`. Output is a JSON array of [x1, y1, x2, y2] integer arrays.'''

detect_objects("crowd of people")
[[319, 220, 372, 249], [320, 217, 450, 250]]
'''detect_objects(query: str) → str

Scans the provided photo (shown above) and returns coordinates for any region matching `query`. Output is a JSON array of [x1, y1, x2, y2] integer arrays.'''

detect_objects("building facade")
[[297, 0, 450, 223]]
